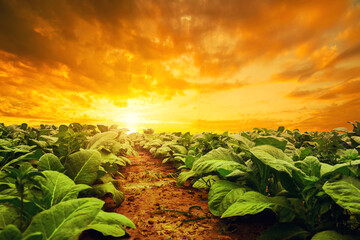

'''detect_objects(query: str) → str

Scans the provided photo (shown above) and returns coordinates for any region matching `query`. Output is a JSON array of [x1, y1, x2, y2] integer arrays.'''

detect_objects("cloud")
[[0, 0, 359, 130], [326, 42, 360, 67], [295, 97, 360, 131], [287, 78, 360, 101], [0, 0, 355, 92]]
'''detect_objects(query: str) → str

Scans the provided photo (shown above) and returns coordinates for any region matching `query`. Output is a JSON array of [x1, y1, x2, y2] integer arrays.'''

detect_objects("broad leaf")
[[185, 155, 195, 169], [218, 188, 246, 216], [38, 154, 64, 172], [0, 196, 42, 219], [1, 151, 39, 170], [176, 171, 196, 186], [154, 146, 171, 159], [311, 230, 357, 240], [332, 127, 350, 133], [23, 198, 104, 240], [192, 175, 220, 189], [197, 147, 245, 164], [171, 145, 187, 155], [255, 136, 288, 151], [87, 132, 118, 150], [0, 204, 19, 229], [91, 183, 124, 207], [0, 139, 12, 148], [86, 211, 135, 237], [64, 150, 101, 185], [221, 191, 296, 222], [38, 171, 91, 209], [323, 177, 360, 214], [177, 148, 250, 186], [193, 160, 249, 175], [229, 134, 255, 151], [0, 225, 22, 240], [295, 156, 321, 177], [251, 148, 300, 177], [320, 160, 360, 178], [208, 180, 243, 216], [251, 145, 292, 162]]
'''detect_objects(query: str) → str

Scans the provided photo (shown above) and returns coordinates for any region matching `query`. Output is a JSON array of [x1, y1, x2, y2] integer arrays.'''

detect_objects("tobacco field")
[[1, 121, 360, 240]]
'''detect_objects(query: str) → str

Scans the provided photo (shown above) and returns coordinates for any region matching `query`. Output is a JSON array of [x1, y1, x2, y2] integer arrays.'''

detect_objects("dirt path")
[[115, 151, 272, 240], [81, 151, 272, 240]]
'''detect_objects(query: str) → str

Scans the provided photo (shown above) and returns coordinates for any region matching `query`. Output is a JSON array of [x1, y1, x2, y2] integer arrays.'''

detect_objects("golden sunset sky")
[[0, 0, 359, 132]]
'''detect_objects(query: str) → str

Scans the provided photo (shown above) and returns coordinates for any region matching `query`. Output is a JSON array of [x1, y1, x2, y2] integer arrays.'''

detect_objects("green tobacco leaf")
[[38, 154, 64, 172], [0, 196, 43, 219], [332, 127, 350, 133], [58, 125, 68, 133], [250, 148, 300, 176], [91, 183, 124, 207], [86, 211, 135, 237], [351, 136, 360, 145], [87, 132, 118, 150], [320, 160, 360, 178], [185, 155, 195, 169], [197, 147, 245, 164], [64, 150, 101, 185], [0, 139, 12, 148], [217, 168, 232, 178], [0, 225, 22, 240], [221, 191, 296, 222], [218, 188, 246, 216], [177, 171, 196, 186], [0, 204, 19, 229], [299, 147, 312, 160], [23, 198, 104, 240], [323, 177, 360, 214], [1, 151, 39, 170], [192, 148, 249, 175], [154, 146, 171, 159], [295, 156, 321, 177], [177, 148, 249, 186], [311, 230, 358, 240], [258, 223, 309, 240], [38, 171, 91, 209], [193, 160, 248, 176], [228, 134, 255, 151], [277, 126, 285, 133], [208, 180, 243, 216], [192, 175, 220, 189], [101, 153, 127, 167], [171, 145, 187, 155], [255, 136, 288, 151], [338, 149, 360, 163], [251, 145, 293, 162]]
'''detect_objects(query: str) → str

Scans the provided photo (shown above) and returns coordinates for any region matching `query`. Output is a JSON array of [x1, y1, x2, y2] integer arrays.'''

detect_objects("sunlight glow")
[[125, 127, 138, 134], [123, 112, 141, 132], [125, 112, 139, 125]]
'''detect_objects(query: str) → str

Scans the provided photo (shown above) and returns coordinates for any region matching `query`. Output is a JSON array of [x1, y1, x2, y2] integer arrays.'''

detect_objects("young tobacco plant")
[[2, 166, 45, 230]]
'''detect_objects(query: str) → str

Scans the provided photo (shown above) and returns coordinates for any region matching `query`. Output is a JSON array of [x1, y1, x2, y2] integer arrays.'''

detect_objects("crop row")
[[129, 121, 360, 240], [0, 123, 138, 240]]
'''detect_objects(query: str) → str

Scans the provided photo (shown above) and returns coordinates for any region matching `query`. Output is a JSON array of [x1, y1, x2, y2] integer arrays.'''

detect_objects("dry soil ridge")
[[81, 151, 271, 240]]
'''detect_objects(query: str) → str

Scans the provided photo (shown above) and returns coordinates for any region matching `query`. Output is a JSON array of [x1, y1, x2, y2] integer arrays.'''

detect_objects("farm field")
[[2, 1, 360, 239], [1, 122, 360, 240]]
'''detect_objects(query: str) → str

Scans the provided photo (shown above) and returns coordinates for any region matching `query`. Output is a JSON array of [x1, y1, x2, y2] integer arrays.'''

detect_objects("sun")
[[124, 112, 140, 133], [125, 112, 139, 125]]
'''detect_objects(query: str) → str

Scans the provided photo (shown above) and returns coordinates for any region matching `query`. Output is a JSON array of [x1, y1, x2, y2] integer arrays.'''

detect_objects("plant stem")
[[19, 187, 24, 230]]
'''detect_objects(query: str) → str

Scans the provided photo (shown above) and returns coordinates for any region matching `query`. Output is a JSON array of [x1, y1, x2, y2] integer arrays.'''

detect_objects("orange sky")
[[0, 0, 359, 132]]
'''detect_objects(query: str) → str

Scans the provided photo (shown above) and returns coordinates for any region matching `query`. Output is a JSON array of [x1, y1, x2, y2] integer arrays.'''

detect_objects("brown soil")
[[80, 151, 274, 240]]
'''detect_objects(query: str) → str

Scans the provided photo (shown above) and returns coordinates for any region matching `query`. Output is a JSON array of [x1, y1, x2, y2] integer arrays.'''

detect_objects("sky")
[[0, 0, 359, 133]]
